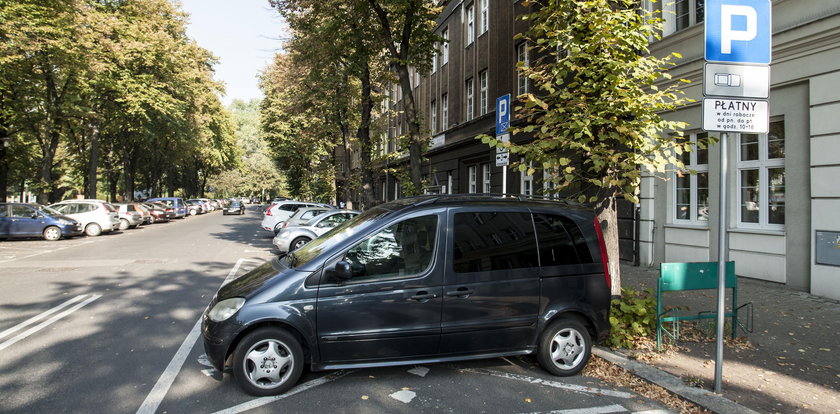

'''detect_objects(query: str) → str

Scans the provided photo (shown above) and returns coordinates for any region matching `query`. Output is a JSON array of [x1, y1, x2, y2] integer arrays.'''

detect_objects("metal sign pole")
[[502, 167, 507, 195], [714, 132, 728, 393]]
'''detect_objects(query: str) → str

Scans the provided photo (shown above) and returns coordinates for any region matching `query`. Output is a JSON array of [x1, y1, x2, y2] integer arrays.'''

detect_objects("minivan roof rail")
[[407, 193, 582, 207]]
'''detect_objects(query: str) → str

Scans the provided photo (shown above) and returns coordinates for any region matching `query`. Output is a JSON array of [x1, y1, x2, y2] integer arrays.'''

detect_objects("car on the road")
[[49, 199, 121, 237], [278, 206, 334, 230], [142, 202, 173, 223], [0, 202, 83, 241], [203, 195, 612, 396], [223, 200, 245, 215], [146, 197, 188, 218], [260, 200, 334, 235], [185, 199, 206, 215], [272, 209, 360, 253], [113, 203, 145, 230]]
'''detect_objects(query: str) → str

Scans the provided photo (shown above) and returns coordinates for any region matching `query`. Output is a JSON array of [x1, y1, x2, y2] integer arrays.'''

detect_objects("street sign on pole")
[[704, 0, 772, 395], [704, 63, 770, 98], [705, 0, 772, 64], [496, 94, 511, 136], [495, 133, 510, 167], [702, 98, 769, 133]]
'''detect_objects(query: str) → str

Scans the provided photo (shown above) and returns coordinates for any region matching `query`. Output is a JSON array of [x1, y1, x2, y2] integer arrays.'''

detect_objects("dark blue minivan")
[[0, 202, 84, 241], [202, 196, 612, 396], [146, 197, 188, 218]]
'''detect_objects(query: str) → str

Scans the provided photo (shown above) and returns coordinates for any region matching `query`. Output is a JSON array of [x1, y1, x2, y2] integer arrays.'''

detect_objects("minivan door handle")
[[409, 291, 438, 302], [445, 287, 474, 298]]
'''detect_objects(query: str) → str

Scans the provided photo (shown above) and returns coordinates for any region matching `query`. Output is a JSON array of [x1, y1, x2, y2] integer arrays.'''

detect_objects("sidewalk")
[[615, 264, 840, 414]]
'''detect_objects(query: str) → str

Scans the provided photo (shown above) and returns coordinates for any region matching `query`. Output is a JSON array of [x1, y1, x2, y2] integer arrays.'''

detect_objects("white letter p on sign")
[[721, 5, 757, 54]]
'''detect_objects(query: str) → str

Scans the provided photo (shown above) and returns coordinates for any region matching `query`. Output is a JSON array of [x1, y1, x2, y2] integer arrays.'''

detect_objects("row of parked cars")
[[0, 196, 249, 241], [258, 198, 360, 253]]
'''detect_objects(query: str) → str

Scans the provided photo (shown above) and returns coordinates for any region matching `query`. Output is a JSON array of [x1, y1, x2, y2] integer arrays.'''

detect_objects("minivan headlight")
[[208, 298, 245, 322]]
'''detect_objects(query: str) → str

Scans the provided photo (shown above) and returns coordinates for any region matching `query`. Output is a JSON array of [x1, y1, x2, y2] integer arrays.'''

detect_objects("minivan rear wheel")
[[85, 223, 102, 237], [537, 318, 591, 376], [232, 327, 303, 396]]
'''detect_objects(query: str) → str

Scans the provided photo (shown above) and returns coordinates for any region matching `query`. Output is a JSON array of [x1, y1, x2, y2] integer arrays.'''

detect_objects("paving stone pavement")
[[617, 264, 840, 414]]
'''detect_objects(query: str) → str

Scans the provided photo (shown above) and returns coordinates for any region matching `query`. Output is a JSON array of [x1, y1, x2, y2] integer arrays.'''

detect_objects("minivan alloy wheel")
[[537, 318, 591, 376], [43, 226, 61, 241], [232, 327, 303, 396]]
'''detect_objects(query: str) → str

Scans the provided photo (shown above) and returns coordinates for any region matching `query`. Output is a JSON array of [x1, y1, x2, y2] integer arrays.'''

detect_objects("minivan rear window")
[[533, 213, 583, 266], [453, 212, 538, 273]]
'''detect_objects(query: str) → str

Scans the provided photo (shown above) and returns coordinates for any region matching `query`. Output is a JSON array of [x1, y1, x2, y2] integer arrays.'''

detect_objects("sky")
[[178, 0, 288, 106]]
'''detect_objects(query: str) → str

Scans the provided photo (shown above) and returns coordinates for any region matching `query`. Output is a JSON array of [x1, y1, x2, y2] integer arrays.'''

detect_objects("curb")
[[592, 347, 759, 414]]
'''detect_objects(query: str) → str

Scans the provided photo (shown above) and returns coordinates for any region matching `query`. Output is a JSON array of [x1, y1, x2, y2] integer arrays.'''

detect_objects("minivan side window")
[[344, 215, 438, 281], [533, 214, 581, 265], [533, 213, 593, 265], [453, 212, 538, 273], [10, 205, 32, 218]]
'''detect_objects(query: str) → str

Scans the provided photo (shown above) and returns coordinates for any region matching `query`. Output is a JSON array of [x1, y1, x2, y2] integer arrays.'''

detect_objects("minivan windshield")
[[286, 207, 391, 268]]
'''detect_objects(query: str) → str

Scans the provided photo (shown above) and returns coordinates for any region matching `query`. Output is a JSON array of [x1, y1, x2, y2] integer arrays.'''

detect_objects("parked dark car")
[[0, 202, 84, 241], [223, 200, 245, 215], [146, 197, 188, 218], [202, 195, 612, 396], [141, 202, 173, 223]]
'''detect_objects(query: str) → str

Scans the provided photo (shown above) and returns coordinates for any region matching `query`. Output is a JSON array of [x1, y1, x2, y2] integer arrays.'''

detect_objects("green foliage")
[[482, 0, 698, 204], [606, 288, 657, 348], [0, 0, 236, 201]]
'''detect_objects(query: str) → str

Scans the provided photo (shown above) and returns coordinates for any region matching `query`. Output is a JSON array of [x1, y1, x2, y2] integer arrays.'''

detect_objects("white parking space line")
[[0, 295, 88, 340], [0, 239, 96, 264], [462, 368, 635, 399], [135, 258, 262, 414], [0, 294, 101, 352], [519, 404, 629, 414], [210, 370, 352, 414]]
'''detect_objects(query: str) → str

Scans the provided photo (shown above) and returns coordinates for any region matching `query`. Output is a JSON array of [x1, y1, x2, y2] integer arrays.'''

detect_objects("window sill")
[[728, 227, 785, 236], [665, 223, 710, 230]]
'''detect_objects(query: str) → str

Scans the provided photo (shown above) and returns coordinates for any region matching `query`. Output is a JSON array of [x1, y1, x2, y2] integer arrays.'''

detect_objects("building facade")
[[641, 0, 840, 300], [374, 0, 840, 300]]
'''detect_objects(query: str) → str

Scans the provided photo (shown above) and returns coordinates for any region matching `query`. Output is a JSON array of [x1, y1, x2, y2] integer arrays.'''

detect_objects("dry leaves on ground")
[[583, 355, 710, 414]]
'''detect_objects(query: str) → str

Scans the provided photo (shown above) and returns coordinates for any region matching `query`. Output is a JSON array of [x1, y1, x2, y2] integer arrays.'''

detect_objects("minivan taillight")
[[593, 216, 612, 291]]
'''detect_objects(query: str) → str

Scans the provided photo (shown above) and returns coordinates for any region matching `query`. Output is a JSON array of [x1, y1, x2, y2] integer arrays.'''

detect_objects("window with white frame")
[[482, 163, 491, 193], [441, 93, 448, 131], [543, 169, 559, 199], [738, 120, 785, 228], [442, 28, 449, 65], [674, 132, 710, 223], [430, 100, 437, 133], [480, 0, 488, 35], [479, 70, 488, 115], [466, 78, 474, 121], [661, 0, 704, 36], [466, 4, 475, 46], [468, 165, 478, 193], [520, 162, 534, 196], [432, 46, 438, 73], [517, 42, 529, 95]]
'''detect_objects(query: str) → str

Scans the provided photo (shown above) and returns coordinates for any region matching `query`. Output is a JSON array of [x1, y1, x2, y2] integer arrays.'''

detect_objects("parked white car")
[[273, 210, 360, 253], [49, 199, 121, 236], [260, 200, 334, 235]]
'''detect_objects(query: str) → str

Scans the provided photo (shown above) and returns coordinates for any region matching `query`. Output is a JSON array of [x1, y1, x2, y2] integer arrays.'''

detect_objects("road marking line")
[[518, 404, 629, 414], [210, 370, 352, 414], [462, 368, 634, 399], [135, 258, 261, 414], [0, 295, 88, 340], [0, 294, 101, 351], [0, 240, 97, 264]]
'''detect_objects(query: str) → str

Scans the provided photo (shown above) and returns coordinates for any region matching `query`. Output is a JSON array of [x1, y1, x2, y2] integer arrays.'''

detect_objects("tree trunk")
[[87, 121, 100, 199], [0, 125, 8, 202], [596, 195, 622, 297], [357, 62, 376, 209], [395, 63, 423, 194]]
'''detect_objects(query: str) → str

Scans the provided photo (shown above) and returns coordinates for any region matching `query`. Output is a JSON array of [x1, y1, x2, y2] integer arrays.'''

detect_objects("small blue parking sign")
[[495, 94, 511, 136], [705, 0, 771, 64]]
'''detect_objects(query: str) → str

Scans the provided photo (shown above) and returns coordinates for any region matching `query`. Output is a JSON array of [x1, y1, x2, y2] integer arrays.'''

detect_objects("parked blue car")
[[145, 197, 188, 218], [0, 202, 84, 241]]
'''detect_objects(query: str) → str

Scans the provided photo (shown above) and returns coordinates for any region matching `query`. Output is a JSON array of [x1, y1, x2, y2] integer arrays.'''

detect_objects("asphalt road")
[[0, 206, 673, 414]]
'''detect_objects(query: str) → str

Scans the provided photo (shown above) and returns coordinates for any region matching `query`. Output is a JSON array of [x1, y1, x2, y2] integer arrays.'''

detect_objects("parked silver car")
[[113, 203, 145, 230], [49, 199, 120, 236], [272, 210, 360, 253]]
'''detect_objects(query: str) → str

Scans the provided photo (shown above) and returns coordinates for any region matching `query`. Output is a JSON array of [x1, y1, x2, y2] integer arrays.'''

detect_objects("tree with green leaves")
[[484, 0, 696, 295], [366, 0, 441, 195]]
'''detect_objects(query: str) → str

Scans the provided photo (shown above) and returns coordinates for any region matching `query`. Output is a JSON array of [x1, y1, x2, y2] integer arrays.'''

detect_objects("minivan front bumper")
[[201, 314, 242, 371]]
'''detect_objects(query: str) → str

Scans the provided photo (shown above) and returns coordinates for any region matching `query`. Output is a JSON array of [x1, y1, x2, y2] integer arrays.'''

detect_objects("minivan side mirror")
[[331, 261, 352, 281]]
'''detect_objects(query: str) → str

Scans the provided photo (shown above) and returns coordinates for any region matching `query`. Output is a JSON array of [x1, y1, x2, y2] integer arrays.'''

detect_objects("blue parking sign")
[[705, 0, 771, 64], [495, 94, 511, 136]]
